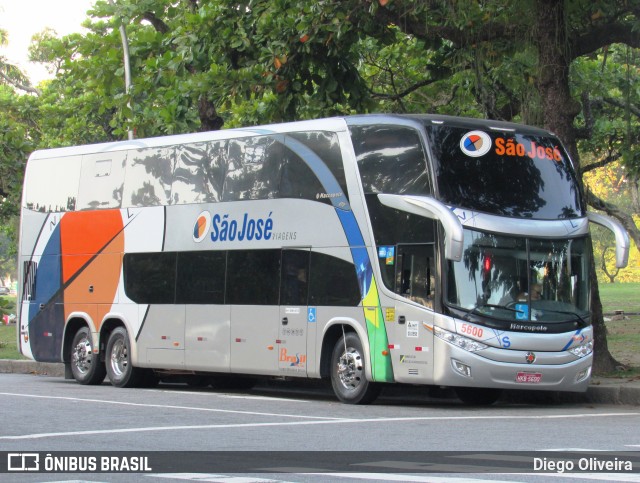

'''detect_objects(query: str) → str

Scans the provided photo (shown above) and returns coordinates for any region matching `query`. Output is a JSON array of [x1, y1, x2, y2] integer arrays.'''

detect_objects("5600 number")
[[460, 323, 484, 338]]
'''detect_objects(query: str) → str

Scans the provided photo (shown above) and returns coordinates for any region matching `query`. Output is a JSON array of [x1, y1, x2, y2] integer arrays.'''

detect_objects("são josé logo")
[[192, 210, 274, 243], [193, 211, 212, 242], [460, 130, 492, 157]]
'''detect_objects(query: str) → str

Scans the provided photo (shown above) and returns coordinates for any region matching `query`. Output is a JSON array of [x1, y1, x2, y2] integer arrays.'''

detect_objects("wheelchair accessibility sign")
[[307, 307, 317, 323]]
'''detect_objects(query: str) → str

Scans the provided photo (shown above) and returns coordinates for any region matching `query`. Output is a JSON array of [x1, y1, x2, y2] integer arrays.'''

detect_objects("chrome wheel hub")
[[110, 339, 128, 378], [72, 338, 93, 374], [337, 346, 363, 390]]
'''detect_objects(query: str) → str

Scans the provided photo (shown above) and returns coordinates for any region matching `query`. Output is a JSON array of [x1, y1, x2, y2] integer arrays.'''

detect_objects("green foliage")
[[2, 1, 640, 271], [574, 45, 640, 177], [0, 322, 23, 360], [0, 86, 38, 223], [0, 296, 16, 317]]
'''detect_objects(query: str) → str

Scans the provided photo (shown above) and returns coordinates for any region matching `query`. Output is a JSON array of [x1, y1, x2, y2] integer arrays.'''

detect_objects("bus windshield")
[[446, 229, 590, 326], [425, 123, 584, 219]]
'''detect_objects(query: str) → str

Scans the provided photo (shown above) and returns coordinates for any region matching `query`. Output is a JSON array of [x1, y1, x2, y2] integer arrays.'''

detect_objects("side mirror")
[[587, 212, 630, 268]]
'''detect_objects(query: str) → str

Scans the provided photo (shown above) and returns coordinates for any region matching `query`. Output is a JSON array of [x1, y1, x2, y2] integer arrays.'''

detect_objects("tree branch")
[[370, 77, 440, 100], [582, 152, 622, 174], [599, 96, 640, 119], [587, 188, 640, 251], [0, 70, 40, 95], [142, 12, 170, 34], [571, 22, 640, 59], [373, 3, 519, 47]]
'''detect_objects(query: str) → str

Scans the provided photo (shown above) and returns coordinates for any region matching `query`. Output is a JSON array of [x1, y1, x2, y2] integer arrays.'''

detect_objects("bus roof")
[[27, 114, 555, 161]]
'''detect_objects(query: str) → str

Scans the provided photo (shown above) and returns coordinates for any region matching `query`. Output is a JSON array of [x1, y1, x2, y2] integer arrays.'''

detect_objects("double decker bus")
[[17, 114, 629, 404]]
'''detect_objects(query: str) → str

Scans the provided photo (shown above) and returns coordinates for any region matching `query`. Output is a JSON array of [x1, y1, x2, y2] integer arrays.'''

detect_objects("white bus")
[[17, 114, 629, 404]]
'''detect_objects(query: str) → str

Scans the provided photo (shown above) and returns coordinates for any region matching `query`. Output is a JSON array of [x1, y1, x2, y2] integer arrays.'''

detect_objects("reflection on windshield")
[[447, 229, 590, 323], [427, 124, 583, 219]]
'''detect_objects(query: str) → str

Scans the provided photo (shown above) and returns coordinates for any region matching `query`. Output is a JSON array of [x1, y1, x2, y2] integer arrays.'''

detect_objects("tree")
[[0, 29, 42, 276], [0, 28, 40, 95], [361, 0, 639, 372], [529, 1, 639, 371], [17, 0, 640, 372]]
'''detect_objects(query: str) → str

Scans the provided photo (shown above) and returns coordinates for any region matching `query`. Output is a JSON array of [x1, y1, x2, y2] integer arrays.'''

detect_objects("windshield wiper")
[[533, 307, 589, 327], [463, 303, 521, 322]]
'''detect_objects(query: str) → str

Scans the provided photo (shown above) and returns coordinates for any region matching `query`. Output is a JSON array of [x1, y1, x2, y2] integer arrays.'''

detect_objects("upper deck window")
[[426, 124, 584, 219], [351, 125, 431, 196]]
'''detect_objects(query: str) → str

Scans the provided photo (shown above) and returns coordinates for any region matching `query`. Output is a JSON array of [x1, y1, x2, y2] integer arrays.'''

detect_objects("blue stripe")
[[247, 129, 372, 298], [562, 328, 583, 351]]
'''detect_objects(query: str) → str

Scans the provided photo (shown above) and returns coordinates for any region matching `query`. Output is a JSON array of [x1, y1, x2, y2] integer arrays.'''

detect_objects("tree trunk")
[[534, 0, 619, 373], [589, 246, 620, 373]]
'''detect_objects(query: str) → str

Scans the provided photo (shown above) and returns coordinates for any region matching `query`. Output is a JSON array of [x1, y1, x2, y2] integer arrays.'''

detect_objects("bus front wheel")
[[70, 327, 106, 385], [106, 327, 144, 388], [330, 332, 380, 404]]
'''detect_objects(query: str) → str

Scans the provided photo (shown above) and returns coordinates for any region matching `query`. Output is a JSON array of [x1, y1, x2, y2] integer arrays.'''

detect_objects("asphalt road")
[[1, 373, 640, 482]]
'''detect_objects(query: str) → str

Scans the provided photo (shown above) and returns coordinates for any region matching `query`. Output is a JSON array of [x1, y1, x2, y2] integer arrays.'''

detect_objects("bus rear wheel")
[[70, 327, 106, 385], [330, 332, 380, 404], [106, 327, 145, 388]]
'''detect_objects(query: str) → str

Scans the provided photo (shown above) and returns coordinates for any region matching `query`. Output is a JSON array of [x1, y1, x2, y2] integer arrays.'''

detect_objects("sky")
[[0, 0, 95, 84]]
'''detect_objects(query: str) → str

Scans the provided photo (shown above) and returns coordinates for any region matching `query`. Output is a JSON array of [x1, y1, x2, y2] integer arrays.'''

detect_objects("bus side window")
[[226, 249, 280, 305], [308, 252, 361, 306], [280, 249, 310, 306], [123, 252, 177, 304], [396, 244, 435, 309]]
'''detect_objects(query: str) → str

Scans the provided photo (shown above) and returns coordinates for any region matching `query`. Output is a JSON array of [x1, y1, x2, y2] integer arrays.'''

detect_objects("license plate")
[[516, 372, 542, 383]]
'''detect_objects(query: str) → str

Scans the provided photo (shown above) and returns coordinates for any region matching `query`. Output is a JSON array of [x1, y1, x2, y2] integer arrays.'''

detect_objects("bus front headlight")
[[568, 340, 593, 358], [433, 326, 488, 353]]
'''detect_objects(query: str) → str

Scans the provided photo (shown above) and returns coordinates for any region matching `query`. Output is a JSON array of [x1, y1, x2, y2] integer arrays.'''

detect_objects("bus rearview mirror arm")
[[377, 194, 464, 262], [587, 212, 630, 268]]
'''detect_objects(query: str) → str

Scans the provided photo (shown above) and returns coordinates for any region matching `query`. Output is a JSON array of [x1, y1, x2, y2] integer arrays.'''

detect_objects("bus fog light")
[[434, 326, 488, 352], [575, 366, 591, 383], [452, 359, 472, 378], [568, 340, 593, 358]]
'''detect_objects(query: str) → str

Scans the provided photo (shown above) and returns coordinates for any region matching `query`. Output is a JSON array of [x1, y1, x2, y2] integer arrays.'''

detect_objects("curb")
[[1, 359, 639, 406], [0, 359, 65, 377]]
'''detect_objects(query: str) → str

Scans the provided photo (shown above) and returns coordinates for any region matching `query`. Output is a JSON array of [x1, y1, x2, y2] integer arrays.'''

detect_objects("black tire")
[[455, 387, 502, 406], [330, 332, 380, 404], [106, 327, 145, 388], [141, 370, 159, 388], [69, 327, 106, 385]]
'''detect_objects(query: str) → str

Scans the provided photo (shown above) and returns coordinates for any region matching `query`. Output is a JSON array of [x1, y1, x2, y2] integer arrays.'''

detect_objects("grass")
[[0, 324, 23, 359], [0, 295, 24, 360], [598, 282, 640, 375], [1, 285, 639, 372], [598, 282, 640, 315]]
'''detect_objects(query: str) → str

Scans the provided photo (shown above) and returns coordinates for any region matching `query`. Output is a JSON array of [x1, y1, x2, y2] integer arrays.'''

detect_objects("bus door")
[[392, 244, 435, 381], [228, 250, 280, 376], [278, 249, 311, 375]]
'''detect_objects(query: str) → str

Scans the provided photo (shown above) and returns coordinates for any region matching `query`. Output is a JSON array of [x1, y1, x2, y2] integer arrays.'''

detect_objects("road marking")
[[540, 448, 609, 452], [150, 474, 285, 482], [1, 411, 639, 440], [527, 475, 640, 482], [1, 391, 639, 441], [149, 389, 307, 403], [147, 473, 640, 483], [307, 475, 524, 482], [0, 391, 340, 420]]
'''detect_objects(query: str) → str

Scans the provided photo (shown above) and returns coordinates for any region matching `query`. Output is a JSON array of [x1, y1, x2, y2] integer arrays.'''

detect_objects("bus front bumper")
[[432, 338, 592, 392]]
